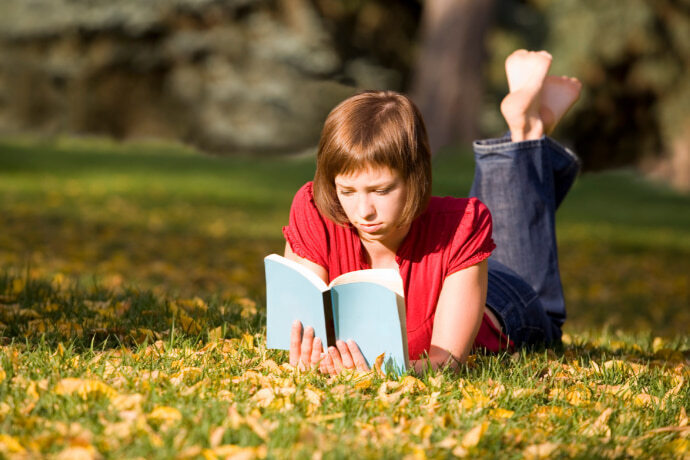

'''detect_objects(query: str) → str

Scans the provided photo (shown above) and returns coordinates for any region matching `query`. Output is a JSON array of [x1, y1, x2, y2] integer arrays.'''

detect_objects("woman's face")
[[334, 166, 409, 244]]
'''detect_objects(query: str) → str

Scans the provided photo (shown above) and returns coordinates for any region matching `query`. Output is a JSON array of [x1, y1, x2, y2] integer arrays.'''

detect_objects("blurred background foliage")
[[0, 0, 688, 189]]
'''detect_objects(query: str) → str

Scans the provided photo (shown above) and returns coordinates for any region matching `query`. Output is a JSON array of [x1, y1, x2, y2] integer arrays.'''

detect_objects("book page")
[[264, 254, 333, 350], [331, 282, 409, 372], [265, 254, 328, 291], [329, 269, 404, 298]]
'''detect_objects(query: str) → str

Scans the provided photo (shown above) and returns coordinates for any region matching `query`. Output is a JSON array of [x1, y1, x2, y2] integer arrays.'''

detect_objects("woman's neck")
[[359, 224, 410, 269]]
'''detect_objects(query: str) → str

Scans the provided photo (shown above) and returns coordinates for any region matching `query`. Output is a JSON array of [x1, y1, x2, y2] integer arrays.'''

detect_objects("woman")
[[282, 50, 582, 375]]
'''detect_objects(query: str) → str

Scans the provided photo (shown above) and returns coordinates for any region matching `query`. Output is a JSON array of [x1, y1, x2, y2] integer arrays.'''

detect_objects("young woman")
[[282, 50, 582, 375]]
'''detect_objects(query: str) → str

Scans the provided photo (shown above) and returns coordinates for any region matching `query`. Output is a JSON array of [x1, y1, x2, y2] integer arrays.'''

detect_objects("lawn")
[[0, 136, 688, 459]]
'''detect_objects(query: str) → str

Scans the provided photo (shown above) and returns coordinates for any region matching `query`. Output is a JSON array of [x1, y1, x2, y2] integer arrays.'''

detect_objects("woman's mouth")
[[358, 223, 383, 233]]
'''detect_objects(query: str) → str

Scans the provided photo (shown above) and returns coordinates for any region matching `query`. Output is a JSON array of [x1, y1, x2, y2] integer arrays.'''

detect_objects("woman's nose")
[[357, 195, 376, 220]]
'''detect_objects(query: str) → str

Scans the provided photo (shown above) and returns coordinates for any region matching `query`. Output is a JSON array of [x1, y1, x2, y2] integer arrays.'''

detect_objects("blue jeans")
[[470, 135, 580, 347]]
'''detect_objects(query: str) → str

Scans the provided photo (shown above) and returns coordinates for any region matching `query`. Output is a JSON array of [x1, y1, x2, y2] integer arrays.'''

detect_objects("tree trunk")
[[410, 0, 495, 153], [669, 123, 690, 192]]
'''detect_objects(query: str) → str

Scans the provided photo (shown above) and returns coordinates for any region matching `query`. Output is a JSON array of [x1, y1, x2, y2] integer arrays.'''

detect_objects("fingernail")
[[292, 319, 300, 326], [314, 337, 321, 344]]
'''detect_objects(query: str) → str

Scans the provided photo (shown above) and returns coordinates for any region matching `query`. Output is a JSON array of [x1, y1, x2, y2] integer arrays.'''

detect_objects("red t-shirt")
[[282, 182, 511, 360]]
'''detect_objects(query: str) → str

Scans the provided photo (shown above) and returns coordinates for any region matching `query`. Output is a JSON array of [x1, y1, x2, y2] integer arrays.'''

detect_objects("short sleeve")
[[282, 182, 329, 269], [447, 197, 496, 274]]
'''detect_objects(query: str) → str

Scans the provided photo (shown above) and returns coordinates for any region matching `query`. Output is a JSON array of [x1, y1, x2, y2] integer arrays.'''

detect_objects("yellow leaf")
[[242, 333, 255, 349], [582, 408, 613, 438], [460, 384, 492, 410], [436, 436, 457, 449], [303, 388, 323, 407], [148, 406, 182, 424], [451, 446, 468, 458], [354, 376, 373, 390], [56, 445, 100, 460], [373, 353, 386, 377], [55, 378, 117, 400], [399, 375, 426, 393], [208, 326, 223, 342], [0, 369, 5, 385], [245, 415, 274, 441], [512, 388, 540, 398], [177, 311, 201, 335], [410, 417, 433, 442], [310, 412, 345, 423], [207, 444, 266, 460], [666, 438, 689, 456], [11, 279, 25, 295], [252, 388, 275, 408], [170, 367, 202, 386], [489, 408, 514, 419], [634, 393, 660, 408], [209, 426, 225, 448], [110, 393, 144, 411], [523, 442, 559, 459], [461, 421, 488, 448], [0, 434, 25, 453], [237, 297, 258, 319], [652, 336, 667, 353]]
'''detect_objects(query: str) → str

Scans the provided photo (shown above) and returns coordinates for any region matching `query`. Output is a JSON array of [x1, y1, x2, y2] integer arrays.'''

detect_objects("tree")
[[410, 0, 495, 153]]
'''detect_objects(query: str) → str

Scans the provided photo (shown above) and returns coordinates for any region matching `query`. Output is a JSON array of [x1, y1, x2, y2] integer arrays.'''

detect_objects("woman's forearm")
[[410, 346, 463, 374]]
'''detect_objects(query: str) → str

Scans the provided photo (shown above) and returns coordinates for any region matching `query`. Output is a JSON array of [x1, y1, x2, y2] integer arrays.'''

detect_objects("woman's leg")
[[471, 135, 579, 329], [471, 50, 581, 345]]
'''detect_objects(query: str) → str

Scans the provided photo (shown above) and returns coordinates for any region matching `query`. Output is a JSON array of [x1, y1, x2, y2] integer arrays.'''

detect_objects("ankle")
[[508, 118, 544, 142]]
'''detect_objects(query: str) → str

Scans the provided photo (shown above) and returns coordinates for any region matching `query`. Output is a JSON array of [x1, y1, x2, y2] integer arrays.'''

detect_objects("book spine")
[[322, 291, 336, 347]]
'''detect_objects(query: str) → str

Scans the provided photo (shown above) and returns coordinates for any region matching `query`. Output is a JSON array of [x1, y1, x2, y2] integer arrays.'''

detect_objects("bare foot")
[[505, 49, 553, 93], [540, 75, 582, 135], [501, 50, 552, 141]]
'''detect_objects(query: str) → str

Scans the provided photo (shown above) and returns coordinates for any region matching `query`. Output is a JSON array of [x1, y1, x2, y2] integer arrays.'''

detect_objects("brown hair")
[[313, 90, 432, 226]]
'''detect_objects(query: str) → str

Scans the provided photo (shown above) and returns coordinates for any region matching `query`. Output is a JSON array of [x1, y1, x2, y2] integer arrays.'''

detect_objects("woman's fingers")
[[289, 320, 302, 367], [336, 340, 355, 369], [310, 337, 324, 370], [289, 323, 367, 375], [299, 326, 315, 370], [322, 351, 336, 375], [328, 346, 344, 373], [347, 339, 370, 372]]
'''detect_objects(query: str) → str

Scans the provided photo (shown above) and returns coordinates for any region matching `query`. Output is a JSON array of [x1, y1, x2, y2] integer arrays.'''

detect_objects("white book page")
[[329, 269, 404, 298], [264, 254, 329, 292]]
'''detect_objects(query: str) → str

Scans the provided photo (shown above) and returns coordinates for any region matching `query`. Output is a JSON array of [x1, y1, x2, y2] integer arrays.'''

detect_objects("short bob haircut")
[[313, 90, 432, 226]]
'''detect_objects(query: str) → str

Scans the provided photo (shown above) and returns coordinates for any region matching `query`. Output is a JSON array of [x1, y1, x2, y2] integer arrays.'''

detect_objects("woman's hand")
[[289, 320, 369, 375], [289, 320, 324, 371]]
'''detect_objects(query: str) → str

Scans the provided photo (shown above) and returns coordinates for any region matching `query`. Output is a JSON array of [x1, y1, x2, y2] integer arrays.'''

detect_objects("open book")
[[264, 254, 409, 373]]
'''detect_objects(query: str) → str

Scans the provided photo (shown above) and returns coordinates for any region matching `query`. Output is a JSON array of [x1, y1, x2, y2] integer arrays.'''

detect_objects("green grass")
[[0, 136, 688, 459]]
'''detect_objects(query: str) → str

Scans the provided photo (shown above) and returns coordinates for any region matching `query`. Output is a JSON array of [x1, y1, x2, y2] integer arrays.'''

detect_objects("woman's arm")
[[411, 259, 488, 373], [284, 241, 328, 283]]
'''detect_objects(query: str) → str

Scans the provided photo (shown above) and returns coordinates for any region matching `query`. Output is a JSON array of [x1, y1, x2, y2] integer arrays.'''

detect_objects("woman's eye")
[[375, 188, 390, 195], [338, 190, 353, 196]]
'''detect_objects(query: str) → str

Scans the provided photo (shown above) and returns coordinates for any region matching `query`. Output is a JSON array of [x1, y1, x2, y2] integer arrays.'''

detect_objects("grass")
[[0, 136, 688, 459]]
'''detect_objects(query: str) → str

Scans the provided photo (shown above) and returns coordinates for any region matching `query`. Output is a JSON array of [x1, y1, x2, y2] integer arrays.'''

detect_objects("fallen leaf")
[[461, 421, 488, 448], [55, 378, 117, 400], [488, 408, 514, 419], [582, 407, 613, 438], [523, 442, 559, 459], [147, 406, 182, 424], [0, 434, 25, 453]]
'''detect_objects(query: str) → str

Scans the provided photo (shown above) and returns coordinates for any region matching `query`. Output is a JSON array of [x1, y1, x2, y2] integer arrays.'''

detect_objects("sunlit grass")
[[0, 136, 688, 458]]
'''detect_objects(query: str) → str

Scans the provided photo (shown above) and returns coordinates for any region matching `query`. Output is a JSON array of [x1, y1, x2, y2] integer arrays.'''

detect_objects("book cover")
[[264, 254, 409, 372]]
